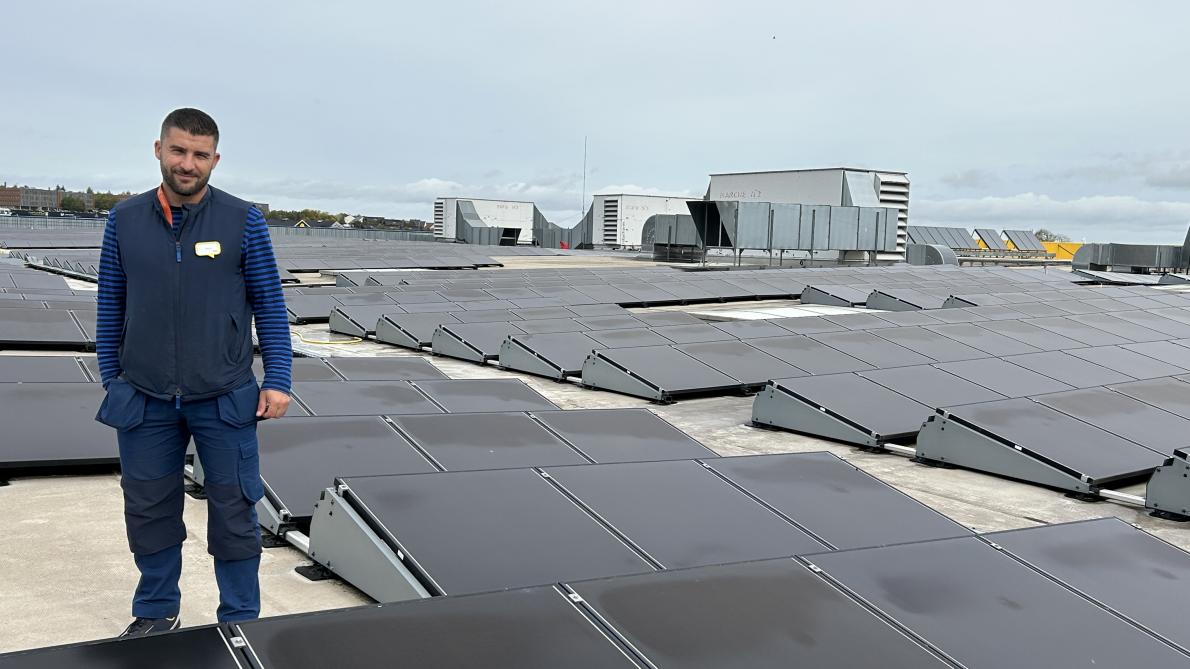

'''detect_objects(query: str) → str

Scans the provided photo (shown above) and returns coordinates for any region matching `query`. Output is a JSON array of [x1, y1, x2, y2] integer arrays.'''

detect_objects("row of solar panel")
[[0, 376, 562, 470], [7, 516, 1185, 668]]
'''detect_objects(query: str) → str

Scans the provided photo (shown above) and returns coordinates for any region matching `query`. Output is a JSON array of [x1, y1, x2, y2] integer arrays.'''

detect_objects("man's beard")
[[160, 164, 209, 197]]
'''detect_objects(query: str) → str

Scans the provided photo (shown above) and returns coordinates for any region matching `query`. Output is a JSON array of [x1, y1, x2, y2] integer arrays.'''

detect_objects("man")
[[95, 108, 292, 635]]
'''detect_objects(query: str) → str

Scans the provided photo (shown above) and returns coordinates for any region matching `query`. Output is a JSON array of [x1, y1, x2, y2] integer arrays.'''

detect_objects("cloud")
[[939, 169, 999, 189], [594, 184, 696, 198], [915, 192, 1190, 243], [1038, 150, 1190, 190]]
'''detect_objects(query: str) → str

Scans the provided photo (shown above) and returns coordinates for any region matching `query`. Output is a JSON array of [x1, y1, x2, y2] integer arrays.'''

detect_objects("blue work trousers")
[[99, 378, 265, 622]]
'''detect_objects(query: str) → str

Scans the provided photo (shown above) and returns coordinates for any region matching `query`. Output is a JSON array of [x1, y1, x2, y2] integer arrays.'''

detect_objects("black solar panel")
[[860, 365, 1006, 407], [1109, 377, 1190, 420], [705, 452, 971, 549], [586, 328, 673, 349], [584, 346, 741, 395], [0, 383, 115, 468], [868, 327, 988, 362], [999, 351, 1134, 388], [807, 535, 1190, 668], [0, 356, 89, 382], [935, 398, 1163, 483], [1023, 317, 1130, 346], [974, 319, 1088, 351], [291, 380, 444, 417], [235, 587, 642, 669], [712, 319, 796, 339], [932, 358, 1073, 397], [323, 357, 446, 381], [1064, 346, 1189, 379], [393, 413, 588, 470], [923, 321, 1047, 357], [339, 469, 655, 595], [0, 308, 89, 348], [410, 379, 557, 413], [569, 559, 948, 669], [767, 375, 932, 440], [1034, 387, 1190, 455], [257, 416, 435, 520], [532, 409, 714, 462], [545, 460, 827, 568], [991, 518, 1190, 652], [0, 626, 243, 669], [253, 357, 341, 382], [748, 335, 873, 374], [673, 341, 806, 385], [808, 331, 935, 368]]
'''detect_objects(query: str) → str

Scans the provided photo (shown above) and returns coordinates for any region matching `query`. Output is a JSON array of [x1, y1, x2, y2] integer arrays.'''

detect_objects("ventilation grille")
[[876, 174, 910, 257], [432, 200, 445, 237], [602, 198, 620, 244]]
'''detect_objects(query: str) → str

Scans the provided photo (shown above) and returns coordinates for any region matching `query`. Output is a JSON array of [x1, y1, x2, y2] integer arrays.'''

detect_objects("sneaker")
[[119, 616, 180, 637]]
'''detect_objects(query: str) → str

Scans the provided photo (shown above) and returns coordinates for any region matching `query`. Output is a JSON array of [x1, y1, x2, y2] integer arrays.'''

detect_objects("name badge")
[[195, 241, 222, 259]]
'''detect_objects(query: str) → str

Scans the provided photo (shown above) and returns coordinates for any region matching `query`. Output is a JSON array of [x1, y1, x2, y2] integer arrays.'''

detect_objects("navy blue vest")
[[112, 186, 255, 401]]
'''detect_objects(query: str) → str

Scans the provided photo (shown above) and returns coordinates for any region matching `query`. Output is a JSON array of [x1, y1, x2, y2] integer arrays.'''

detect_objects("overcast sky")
[[4, 1, 1189, 242]]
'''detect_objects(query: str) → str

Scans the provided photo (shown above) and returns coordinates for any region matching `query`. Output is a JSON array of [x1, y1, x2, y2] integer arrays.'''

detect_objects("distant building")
[[579, 193, 694, 248], [294, 219, 349, 229], [0, 184, 63, 210], [433, 198, 538, 244], [0, 185, 19, 208], [705, 168, 910, 260]]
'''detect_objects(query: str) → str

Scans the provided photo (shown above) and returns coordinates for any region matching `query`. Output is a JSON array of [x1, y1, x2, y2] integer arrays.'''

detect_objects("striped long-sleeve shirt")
[[96, 204, 293, 394]]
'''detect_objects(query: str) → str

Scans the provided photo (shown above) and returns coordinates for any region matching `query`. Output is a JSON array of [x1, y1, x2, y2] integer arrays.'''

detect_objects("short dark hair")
[[161, 108, 219, 145]]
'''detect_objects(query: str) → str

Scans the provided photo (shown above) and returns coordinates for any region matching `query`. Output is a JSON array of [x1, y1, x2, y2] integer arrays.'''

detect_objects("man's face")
[[154, 127, 220, 197]]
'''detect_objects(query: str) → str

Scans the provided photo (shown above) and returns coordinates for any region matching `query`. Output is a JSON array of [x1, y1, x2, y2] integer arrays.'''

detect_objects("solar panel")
[[650, 324, 738, 344], [757, 374, 933, 442], [800, 284, 869, 307], [748, 335, 873, 374], [1022, 317, 1131, 346], [431, 322, 525, 362], [927, 398, 1163, 484], [975, 228, 1008, 250], [1034, 387, 1190, 455], [581, 346, 742, 400], [1064, 313, 1169, 342], [567, 304, 630, 317], [586, 328, 673, 349], [973, 320, 1088, 351], [256, 415, 435, 520], [632, 312, 703, 327], [392, 413, 588, 470], [0, 626, 244, 669], [511, 307, 575, 321], [868, 327, 988, 362], [531, 409, 715, 462], [706, 452, 970, 549], [924, 323, 1042, 356], [1004, 229, 1046, 251], [334, 292, 398, 306], [767, 317, 846, 335], [859, 365, 1006, 406], [571, 558, 947, 669], [499, 332, 602, 379], [290, 380, 444, 417], [1109, 310, 1190, 338], [398, 302, 464, 314], [545, 460, 827, 568], [932, 358, 1073, 397], [252, 357, 341, 382], [410, 379, 558, 413], [323, 357, 446, 381], [575, 315, 645, 331], [0, 382, 115, 468], [1109, 377, 1190, 420], [0, 356, 89, 382], [338, 469, 655, 595], [990, 518, 1190, 652], [0, 308, 89, 348], [328, 305, 400, 337], [999, 351, 1134, 388], [710, 320, 795, 339], [806, 535, 1190, 668], [376, 312, 461, 348], [512, 318, 586, 334], [672, 341, 806, 385], [807, 331, 935, 368], [1064, 345, 1189, 379], [920, 308, 987, 324], [234, 586, 642, 669], [870, 310, 945, 327], [453, 308, 520, 323]]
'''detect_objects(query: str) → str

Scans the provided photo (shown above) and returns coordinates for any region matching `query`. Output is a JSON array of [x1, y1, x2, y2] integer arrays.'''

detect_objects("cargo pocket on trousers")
[[238, 440, 265, 503], [95, 379, 147, 431], [217, 380, 260, 429]]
